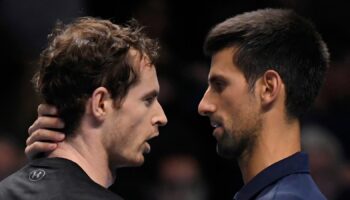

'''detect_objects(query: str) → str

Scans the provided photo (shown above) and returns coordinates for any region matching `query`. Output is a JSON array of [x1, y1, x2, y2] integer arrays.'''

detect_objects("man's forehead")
[[140, 55, 153, 69], [209, 47, 243, 73], [211, 47, 237, 62], [128, 48, 153, 70]]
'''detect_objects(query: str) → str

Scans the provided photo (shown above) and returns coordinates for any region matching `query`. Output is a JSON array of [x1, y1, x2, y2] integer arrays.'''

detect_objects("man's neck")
[[238, 116, 301, 184], [47, 128, 114, 188]]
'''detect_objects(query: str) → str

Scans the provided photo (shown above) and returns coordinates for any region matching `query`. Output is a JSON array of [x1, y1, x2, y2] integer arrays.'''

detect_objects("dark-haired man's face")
[[198, 47, 262, 159]]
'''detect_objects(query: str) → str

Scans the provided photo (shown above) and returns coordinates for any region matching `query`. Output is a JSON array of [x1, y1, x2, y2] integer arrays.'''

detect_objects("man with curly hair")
[[0, 17, 167, 199]]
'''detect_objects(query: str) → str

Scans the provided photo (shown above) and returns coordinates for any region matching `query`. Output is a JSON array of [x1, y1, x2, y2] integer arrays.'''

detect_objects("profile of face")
[[102, 52, 168, 168], [198, 47, 262, 159]]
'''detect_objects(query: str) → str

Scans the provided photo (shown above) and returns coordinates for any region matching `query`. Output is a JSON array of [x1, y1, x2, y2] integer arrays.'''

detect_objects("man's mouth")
[[143, 142, 151, 154], [143, 132, 159, 154], [210, 120, 224, 138], [210, 118, 223, 128]]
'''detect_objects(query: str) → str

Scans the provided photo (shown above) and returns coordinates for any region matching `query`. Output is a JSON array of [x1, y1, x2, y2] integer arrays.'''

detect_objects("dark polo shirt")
[[0, 157, 124, 200], [234, 152, 326, 200]]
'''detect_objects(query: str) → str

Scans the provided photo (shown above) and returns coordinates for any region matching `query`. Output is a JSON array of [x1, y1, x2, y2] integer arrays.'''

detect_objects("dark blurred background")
[[0, 0, 350, 199]]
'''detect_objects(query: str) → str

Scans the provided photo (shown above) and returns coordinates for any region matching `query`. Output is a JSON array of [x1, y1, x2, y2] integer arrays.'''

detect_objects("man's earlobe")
[[260, 70, 282, 106], [91, 87, 111, 120]]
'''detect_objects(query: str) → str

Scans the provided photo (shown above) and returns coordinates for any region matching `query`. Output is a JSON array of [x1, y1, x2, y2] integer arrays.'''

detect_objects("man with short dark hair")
[[198, 8, 328, 199]]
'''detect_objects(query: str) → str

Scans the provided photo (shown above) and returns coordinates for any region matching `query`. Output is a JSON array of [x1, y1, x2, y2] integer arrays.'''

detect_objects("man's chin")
[[114, 156, 145, 168], [217, 144, 238, 159], [216, 140, 244, 159], [131, 156, 145, 167]]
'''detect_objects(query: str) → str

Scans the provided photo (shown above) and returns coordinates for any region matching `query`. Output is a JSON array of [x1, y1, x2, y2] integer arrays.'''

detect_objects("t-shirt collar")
[[234, 152, 310, 200]]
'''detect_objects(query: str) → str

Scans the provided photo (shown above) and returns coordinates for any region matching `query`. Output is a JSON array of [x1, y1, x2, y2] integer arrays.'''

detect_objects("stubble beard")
[[216, 117, 261, 160]]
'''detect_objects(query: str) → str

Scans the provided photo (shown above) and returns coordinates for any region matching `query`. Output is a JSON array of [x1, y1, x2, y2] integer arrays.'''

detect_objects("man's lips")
[[143, 142, 151, 154], [210, 120, 224, 138], [210, 118, 223, 129], [143, 132, 159, 154]]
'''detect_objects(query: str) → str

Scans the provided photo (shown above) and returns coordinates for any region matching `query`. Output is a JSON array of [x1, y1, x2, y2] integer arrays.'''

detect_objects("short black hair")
[[204, 8, 329, 119]]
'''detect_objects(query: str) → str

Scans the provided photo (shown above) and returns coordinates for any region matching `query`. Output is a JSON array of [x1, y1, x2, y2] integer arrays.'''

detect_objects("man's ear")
[[91, 87, 111, 121], [258, 70, 282, 106]]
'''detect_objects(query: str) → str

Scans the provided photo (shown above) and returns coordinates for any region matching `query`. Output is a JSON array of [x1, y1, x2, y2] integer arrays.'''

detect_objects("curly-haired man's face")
[[101, 53, 167, 168]]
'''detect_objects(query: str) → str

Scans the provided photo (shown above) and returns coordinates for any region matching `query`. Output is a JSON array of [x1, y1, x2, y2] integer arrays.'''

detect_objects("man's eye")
[[144, 97, 155, 106], [213, 81, 226, 92]]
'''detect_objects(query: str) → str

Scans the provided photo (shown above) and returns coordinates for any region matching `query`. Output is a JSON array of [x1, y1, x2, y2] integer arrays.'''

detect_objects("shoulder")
[[0, 159, 124, 200], [0, 165, 32, 199], [257, 173, 326, 200], [0, 164, 28, 188]]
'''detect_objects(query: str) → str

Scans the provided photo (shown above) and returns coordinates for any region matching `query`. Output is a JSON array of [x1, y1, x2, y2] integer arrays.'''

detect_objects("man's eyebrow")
[[208, 74, 227, 84], [142, 89, 159, 98]]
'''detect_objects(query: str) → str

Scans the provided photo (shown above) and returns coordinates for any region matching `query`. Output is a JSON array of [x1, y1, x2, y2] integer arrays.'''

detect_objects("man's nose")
[[153, 101, 168, 126], [198, 90, 216, 116]]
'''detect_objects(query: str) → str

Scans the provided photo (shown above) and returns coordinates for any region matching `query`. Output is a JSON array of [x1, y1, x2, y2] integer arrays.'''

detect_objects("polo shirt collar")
[[234, 152, 310, 200]]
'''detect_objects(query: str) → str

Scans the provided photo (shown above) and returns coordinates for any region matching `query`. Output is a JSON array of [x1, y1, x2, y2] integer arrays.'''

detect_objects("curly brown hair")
[[33, 17, 159, 135]]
